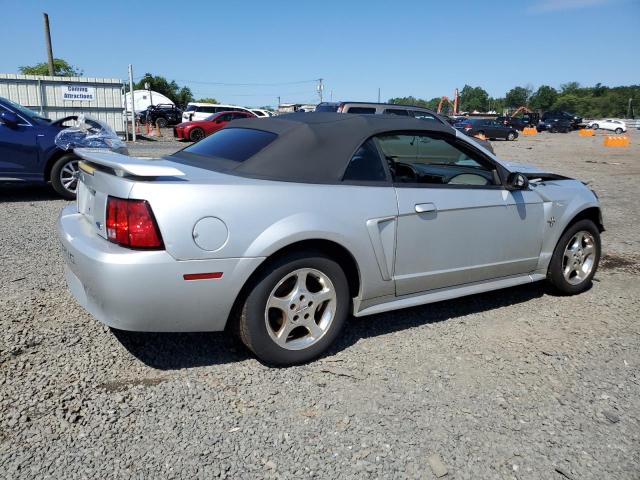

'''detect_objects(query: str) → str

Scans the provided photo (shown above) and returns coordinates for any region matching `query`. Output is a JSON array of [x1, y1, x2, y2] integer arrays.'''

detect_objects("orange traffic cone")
[[135, 122, 141, 135], [155, 122, 161, 137]]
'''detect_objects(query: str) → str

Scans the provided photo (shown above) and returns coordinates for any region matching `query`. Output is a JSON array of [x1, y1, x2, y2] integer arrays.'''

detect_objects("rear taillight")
[[106, 196, 163, 249], [464, 124, 472, 130]]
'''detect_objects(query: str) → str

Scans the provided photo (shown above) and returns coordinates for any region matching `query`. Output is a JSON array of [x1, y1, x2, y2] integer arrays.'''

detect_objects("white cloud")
[[528, 0, 619, 13]]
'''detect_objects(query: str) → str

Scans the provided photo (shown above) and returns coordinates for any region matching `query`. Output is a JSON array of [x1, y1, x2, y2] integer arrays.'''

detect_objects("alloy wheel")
[[59, 159, 79, 194], [562, 230, 596, 285], [264, 268, 337, 351]]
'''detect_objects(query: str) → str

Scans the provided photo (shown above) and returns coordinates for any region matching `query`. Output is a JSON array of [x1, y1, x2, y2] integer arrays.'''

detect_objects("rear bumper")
[[58, 205, 263, 332]]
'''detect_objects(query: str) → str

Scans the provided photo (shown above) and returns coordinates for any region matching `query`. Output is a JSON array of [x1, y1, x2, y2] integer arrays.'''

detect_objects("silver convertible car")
[[58, 112, 602, 365]]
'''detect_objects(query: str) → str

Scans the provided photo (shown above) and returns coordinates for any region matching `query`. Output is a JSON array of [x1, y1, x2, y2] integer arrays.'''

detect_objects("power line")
[[175, 78, 319, 87]]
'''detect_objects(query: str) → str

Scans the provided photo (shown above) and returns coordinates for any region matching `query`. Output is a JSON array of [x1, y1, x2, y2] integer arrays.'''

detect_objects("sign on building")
[[62, 85, 95, 102]]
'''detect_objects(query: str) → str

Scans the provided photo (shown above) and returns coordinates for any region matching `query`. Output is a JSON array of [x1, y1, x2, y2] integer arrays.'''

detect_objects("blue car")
[[0, 97, 126, 198]]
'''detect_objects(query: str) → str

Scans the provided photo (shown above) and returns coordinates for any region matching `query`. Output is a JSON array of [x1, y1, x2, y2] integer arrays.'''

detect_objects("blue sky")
[[0, 0, 638, 107]]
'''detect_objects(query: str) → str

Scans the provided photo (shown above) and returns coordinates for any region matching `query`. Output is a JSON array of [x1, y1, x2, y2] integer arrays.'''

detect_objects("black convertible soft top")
[[178, 112, 457, 183]]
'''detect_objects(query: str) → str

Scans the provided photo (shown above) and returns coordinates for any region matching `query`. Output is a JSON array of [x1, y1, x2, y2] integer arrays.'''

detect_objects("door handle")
[[415, 203, 436, 213]]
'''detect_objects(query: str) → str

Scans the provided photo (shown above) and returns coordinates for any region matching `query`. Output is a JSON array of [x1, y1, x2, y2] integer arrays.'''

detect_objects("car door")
[[0, 107, 40, 180], [379, 132, 545, 296], [488, 121, 505, 138]]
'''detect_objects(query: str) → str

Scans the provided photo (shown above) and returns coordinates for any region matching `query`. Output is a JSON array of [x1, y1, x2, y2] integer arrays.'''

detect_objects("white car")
[[182, 103, 253, 122], [587, 119, 627, 133], [250, 109, 275, 118]]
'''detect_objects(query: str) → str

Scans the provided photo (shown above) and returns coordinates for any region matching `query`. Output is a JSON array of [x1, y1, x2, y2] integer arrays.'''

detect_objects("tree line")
[[17, 60, 637, 117], [389, 82, 639, 118]]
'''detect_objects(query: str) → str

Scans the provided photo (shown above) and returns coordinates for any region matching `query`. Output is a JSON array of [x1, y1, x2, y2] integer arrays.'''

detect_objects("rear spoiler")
[[75, 149, 185, 177]]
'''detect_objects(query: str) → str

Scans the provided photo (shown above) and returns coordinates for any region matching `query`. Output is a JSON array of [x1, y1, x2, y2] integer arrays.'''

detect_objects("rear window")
[[178, 128, 277, 163], [316, 104, 339, 112], [346, 107, 376, 114], [411, 110, 436, 121], [383, 108, 409, 116]]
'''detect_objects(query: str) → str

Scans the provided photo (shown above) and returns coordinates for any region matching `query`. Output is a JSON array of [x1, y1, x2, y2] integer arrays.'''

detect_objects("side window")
[[412, 111, 436, 121], [342, 138, 388, 182], [346, 107, 376, 114], [383, 108, 409, 116], [376, 133, 496, 186]]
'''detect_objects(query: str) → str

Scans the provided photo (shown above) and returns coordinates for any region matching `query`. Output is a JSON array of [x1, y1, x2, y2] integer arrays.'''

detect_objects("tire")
[[506, 131, 516, 141], [50, 154, 80, 199], [614, 128, 623, 134], [189, 128, 205, 142], [547, 219, 601, 295], [591, 123, 599, 130], [155, 117, 168, 128], [236, 251, 350, 366]]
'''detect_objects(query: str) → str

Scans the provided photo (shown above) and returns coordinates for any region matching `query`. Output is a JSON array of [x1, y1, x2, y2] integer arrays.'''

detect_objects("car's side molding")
[[355, 273, 546, 317]]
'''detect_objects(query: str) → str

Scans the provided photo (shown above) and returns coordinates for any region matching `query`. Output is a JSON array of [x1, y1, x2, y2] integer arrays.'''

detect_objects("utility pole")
[[317, 78, 323, 103], [128, 64, 136, 142], [377, 88, 380, 103], [43, 13, 55, 76]]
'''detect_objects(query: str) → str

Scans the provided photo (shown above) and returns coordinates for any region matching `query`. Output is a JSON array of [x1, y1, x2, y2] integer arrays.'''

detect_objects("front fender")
[[535, 182, 601, 272]]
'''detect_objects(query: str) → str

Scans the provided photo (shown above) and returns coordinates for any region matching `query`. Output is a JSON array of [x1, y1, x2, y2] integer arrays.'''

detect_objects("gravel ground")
[[1, 129, 639, 479]]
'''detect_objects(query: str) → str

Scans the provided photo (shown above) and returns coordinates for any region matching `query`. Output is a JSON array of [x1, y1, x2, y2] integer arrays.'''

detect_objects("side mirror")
[[0, 111, 20, 128], [506, 172, 529, 190]]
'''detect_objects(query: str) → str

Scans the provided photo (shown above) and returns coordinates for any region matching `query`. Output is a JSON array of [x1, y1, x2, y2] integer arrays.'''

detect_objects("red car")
[[173, 110, 256, 142]]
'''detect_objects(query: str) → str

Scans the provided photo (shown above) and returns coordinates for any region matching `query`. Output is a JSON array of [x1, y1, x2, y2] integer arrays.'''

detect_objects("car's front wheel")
[[614, 127, 623, 134], [189, 128, 205, 142], [50, 154, 80, 199], [236, 251, 349, 366], [507, 131, 516, 141], [155, 117, 168, 128], [547, 219, 601, 295], [591, 123, 599, 130]]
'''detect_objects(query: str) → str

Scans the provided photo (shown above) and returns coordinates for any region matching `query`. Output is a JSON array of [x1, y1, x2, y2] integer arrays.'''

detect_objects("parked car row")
[[454, 118, 519, 141]]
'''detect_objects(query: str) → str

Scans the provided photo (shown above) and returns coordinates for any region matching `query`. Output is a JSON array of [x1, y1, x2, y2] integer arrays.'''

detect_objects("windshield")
[[1, 97, 50, 123], [185, 105, 197, 112]]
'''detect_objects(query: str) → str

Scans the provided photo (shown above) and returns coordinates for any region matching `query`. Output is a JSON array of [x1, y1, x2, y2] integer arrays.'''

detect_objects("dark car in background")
[[538, 117, 573, 133], [496, 114, 539, 130], [0, 96, 126, 198], [138, 103, 183, 127], [454, 118, 518, 140], [541, 111, 582, 129]]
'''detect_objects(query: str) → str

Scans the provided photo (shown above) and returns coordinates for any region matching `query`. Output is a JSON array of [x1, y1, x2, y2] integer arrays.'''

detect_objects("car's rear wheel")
[[547, 219, 601, 295], [507, 131, 516, 141], [236, 251, 349, 366], [189, 128, 205, 142], [156, 117, 168, 128], [591, 123, 599, 130], [50, 154, 80, 199], [614, 127, 623, 134]]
